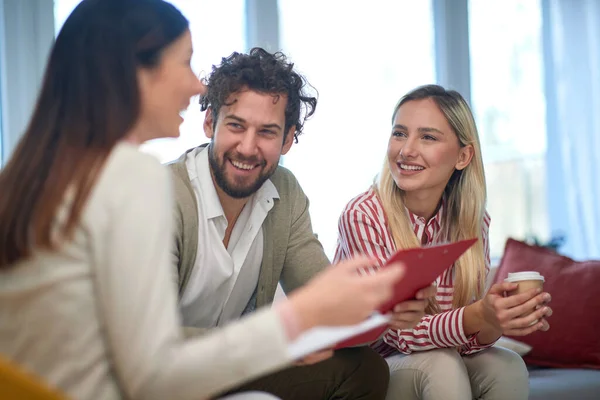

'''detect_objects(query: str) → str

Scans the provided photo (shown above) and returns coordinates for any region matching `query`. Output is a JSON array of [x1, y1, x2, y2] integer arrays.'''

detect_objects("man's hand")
[[388, 284, 436, 330], [295, 349, 334, 366]]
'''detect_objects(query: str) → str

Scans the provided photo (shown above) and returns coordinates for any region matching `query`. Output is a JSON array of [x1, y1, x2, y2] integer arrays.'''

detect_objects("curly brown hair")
[[199, 47, 317, 142]]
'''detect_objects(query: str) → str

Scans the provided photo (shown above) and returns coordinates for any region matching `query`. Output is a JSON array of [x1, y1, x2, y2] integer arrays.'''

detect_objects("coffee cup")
[[504, 271, 545, 325]]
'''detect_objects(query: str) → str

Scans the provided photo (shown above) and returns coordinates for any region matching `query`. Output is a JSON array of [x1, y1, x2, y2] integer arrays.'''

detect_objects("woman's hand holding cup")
[[480, 271, 552, 336]]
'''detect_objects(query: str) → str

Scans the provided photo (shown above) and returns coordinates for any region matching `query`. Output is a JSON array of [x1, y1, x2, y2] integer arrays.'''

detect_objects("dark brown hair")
[[0, 0, 188, 268], [199, 47, 318, 143]]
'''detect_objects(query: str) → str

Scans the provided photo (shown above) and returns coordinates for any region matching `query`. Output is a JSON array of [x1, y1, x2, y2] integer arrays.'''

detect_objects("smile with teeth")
[[231, 159, 257, 171], [399, 163, 425, 171]]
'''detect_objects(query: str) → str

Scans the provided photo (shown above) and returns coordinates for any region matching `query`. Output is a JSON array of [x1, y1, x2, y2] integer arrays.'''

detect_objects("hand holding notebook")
[[287, 238, 478, 358]]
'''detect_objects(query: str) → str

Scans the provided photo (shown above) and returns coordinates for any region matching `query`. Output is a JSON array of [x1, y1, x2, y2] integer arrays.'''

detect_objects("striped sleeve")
[[460, 334, 494, 355], [381, 307, 474, 354], [459, 211, 496, 355], [333, 194, 394, 274]]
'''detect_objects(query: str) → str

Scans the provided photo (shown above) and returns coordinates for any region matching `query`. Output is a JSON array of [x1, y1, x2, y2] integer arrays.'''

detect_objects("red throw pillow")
[[493, 239, 600, 369]]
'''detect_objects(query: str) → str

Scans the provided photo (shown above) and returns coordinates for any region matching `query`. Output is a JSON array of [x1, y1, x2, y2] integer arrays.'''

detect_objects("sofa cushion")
[[493, 239, 600, 369]]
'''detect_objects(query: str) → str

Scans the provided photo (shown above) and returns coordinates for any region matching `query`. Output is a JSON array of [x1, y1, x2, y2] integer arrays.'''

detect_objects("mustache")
[[226, 152, 265, 166]]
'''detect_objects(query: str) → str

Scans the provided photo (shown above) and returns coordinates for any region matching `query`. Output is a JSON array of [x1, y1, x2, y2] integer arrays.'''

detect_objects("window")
[[51, 0, 551, 259], [53, 0, 246, 163], [279, 0, 436, 257], [53, 0, 81, 35], [468, 0, 549, 257]]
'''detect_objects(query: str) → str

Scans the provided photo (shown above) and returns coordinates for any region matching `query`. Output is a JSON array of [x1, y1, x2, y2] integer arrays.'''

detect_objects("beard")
[[208, 143, 278, 199]]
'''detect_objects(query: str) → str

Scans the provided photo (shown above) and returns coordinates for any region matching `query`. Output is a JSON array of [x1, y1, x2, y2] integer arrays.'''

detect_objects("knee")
[[487, 347, 529, 386], [428, 348, 465, 369], [388, 349, 471, 400], [386, 349, 471, 400], [418, 349, 471, 390], [408, 348, 468, 377], [336, 347, 390, 397], [468, 347, 529, 400]]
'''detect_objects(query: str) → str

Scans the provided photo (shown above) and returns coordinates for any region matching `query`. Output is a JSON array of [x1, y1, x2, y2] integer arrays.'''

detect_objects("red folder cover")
[[334, 238, 477, 349]]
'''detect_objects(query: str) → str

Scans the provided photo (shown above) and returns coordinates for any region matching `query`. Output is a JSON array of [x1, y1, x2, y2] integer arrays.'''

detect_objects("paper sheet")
[[287, 312, 391, 360]]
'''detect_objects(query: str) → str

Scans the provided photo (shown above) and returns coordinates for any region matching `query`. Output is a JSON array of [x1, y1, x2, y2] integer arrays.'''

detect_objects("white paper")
[[287, 312, 391, 360]]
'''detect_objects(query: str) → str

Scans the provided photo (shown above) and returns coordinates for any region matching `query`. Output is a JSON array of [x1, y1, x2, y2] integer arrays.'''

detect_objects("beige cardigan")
[[168, 145, 330, 314], [0, 143, 293, 400]]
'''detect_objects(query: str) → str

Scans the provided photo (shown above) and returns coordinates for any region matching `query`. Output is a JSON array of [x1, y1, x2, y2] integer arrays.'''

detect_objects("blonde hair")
[[376, 84, 487, 313]]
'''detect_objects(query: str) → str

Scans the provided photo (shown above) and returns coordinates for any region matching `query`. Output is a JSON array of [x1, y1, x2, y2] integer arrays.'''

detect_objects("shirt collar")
[[406, 199, 445, 244]]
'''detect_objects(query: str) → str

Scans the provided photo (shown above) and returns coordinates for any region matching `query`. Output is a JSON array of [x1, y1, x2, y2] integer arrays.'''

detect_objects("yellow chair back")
[[0, 356, 68, 399]]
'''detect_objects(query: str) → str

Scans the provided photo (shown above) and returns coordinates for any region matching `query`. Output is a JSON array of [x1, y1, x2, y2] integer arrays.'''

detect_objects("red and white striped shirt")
[[333, 187, 493, 357]]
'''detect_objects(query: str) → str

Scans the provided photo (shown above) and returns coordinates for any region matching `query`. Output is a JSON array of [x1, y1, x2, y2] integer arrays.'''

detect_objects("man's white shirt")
[[179, 146, 278, 328]]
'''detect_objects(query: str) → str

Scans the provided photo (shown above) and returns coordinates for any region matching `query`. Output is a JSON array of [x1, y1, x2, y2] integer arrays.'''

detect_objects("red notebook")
[[334, 238, 477, 349]]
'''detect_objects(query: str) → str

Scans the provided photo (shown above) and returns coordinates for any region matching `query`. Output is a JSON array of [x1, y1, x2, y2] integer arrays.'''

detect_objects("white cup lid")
[[504, 271, 545, 283]]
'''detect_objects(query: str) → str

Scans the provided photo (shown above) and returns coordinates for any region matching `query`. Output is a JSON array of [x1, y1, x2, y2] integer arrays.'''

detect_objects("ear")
[[137, 67, 156, 104], [455, 144, 474, 171], [281, 126, 295, 155], [203, 108, 215, 139]]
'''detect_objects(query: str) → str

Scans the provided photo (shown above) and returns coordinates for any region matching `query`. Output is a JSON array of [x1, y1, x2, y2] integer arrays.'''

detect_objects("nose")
[[191, 75, 207, 97], [237, 131, 259, 157], [197, 79, 207, 96], [400, 137, 418, 159]]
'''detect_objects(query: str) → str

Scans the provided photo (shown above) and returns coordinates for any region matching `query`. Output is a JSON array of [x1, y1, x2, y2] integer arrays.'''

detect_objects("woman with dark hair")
[[0, 1, 405, 399]]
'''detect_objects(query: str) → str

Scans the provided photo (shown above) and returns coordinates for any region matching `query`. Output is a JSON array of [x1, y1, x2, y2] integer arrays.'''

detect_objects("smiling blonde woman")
[[335, 85, 553, 400]]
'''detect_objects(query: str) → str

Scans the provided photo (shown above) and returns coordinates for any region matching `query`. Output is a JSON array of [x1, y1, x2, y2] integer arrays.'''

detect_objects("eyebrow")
[[393, 124, 445, 135], [225, 115, 282, 131]]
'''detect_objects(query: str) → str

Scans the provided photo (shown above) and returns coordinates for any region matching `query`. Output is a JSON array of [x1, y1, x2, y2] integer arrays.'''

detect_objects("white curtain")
[[542, 0, 600, 259]]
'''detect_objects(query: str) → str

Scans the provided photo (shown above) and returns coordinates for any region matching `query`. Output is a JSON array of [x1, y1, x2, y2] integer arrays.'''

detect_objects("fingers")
[[505, 293, 551, 320], [361, 262, 406, 294], [539, 318, 550, 331], [489, 281, 519, 295], [416, 284, 437, 300], [505, 321, 544, 336], [390, 301, 426, 330], [498, 287, 542, 310], [390, 311, 423, 323], [508, 317, 550, 336], [393, 300, 427, 313], [538, 305, 553, 318], [332, 257, 405, 286], [541, 293, 552, 305], [504, 305, 552, 331], [389, 311, 424, 330], [391, 311, 424, 322], [333, 255, 379, 272], [379, 262, 406, 281], [389, 319, 419, 330]]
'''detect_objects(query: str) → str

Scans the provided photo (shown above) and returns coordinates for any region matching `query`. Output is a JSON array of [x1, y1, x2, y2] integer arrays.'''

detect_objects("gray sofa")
[[528, 367, 600, 400]]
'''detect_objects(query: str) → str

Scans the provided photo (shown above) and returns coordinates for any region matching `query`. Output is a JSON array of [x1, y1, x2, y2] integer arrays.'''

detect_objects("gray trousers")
[[220, 347, 389, 400], [385, 347, 529, 400]]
